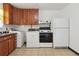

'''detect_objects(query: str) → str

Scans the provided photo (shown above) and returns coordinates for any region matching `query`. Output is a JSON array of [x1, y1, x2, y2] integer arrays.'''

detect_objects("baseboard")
[[54, 47, 68, 49], [68, 47, 79, 55]]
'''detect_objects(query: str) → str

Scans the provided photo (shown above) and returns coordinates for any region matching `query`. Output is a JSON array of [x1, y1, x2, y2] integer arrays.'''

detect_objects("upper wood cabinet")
[[13, 9, 39, 25], [3, 3, 13, 25], [24, 9, 28, 25], [3, 3, 39, 25], [28, 9, 38, 25], [13, 8, 24, 25]]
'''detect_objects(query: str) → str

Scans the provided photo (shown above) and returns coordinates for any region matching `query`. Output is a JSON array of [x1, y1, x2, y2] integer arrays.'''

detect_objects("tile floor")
[[9, 45, 78, 56]]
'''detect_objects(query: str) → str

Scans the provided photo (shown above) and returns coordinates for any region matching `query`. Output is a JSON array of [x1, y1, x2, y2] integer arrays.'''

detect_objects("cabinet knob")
[[4, 38, 7, 40], [10, 36, 11, 38]]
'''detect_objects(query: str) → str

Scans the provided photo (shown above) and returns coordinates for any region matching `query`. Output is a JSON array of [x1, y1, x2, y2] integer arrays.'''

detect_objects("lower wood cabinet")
[[0, 40, 9, 56], [2, 40, 9, 56], [8, 38, 14, 53], [0, 34, 16, 56], [13, 36, 16, 50], [9, 34, 16, 53]]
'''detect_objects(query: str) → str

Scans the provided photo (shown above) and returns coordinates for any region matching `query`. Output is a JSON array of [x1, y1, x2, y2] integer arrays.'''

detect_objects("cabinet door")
[[9, 5, 13, 24], [24, 9, 28, 25], [13, 8, 20, 25], [3, 3, 10, 24], [0, 41, 4, 56], [0, 40, 9, 56], [13, 8, 24, 25], [13, 8, 16, 24], [18, 9, 24, 25], [12, 35, 16, 49], [13, 38, 16, 49], [2, 40, 9, 56], [8, 38, 14, 53], [53, 29, 68, 47], [28, 9, 38, 25], [3, 3, 13, 25]]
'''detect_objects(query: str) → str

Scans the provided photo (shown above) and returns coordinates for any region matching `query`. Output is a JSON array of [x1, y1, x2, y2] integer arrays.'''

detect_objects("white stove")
[[39, 29, 53, 48], [39, 22, 53, 47]]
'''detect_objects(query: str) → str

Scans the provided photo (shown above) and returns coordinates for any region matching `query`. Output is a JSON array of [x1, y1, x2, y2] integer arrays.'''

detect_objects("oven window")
[[40, 33, 53, 43]]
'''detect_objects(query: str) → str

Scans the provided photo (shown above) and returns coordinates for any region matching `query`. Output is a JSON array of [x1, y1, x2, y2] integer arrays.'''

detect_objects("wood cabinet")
[[13, 8, 24, 25], [0, 41, 3, 55], [8, 34, 16, 53], [24, 9, 28, 25], [2, 40, 9, 56], [0, 37, 9, 56], [20, 9, 24, 25], [28, 9, 38, 25], [3, 3, 13, 25], [13, 9, 38, 25], [13, 8, 19, 25], [0, 34, 16, 56], [11, 34, 16, 50], [24, 9, 38, 25], [8, 36, 14, 53], [3, 3, 39, 25]]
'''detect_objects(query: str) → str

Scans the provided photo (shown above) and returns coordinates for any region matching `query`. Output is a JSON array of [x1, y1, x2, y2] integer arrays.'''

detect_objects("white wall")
[[39, 10, 59, 29], [58, 4, 79, 53], [39, 10, 59, 22], [0, 3, 3, 28]]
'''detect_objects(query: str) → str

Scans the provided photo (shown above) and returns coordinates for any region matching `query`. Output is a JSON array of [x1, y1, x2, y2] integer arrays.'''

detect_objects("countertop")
[[0, 33, 17, 38]]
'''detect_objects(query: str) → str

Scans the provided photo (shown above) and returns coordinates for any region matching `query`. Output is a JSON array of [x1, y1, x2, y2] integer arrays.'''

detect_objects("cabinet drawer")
[[11, 34, 16, 37], [4, 35, 11, 40], [27, 43, 39, 47], [39, 43, 53, 47]]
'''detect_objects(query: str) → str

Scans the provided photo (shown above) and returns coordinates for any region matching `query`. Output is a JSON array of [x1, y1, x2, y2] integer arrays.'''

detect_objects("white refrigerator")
[[52, 17, 69, 48]]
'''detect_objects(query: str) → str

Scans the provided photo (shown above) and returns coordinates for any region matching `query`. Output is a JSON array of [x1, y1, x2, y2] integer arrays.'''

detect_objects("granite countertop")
[[0, 33, 17, 38]]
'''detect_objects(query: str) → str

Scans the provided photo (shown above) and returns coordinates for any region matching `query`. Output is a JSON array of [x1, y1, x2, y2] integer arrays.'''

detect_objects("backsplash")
[[0, 27, 6, 31], [3, 25, 38, 31]]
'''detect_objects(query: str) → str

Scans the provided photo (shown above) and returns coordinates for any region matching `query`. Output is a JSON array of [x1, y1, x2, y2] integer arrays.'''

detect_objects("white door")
[[53, 18, 68, 28], [53, 29, 68, 48]]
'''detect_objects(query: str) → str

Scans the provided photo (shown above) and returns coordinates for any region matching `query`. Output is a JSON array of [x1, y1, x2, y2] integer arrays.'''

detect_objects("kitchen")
[[0, 3, 79, 56]]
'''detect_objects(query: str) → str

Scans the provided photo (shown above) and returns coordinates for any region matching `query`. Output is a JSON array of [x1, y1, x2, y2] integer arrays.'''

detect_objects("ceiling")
[[11, 3, 69, 10]]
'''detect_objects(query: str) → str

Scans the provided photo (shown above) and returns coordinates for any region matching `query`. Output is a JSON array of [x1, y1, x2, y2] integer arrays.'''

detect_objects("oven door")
[[40, 32, 53, 43]]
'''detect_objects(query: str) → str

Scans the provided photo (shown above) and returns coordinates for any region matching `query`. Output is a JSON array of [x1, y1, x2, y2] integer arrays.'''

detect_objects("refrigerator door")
[[53, 18, 68, 28], [53, 29, 68, 48]]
